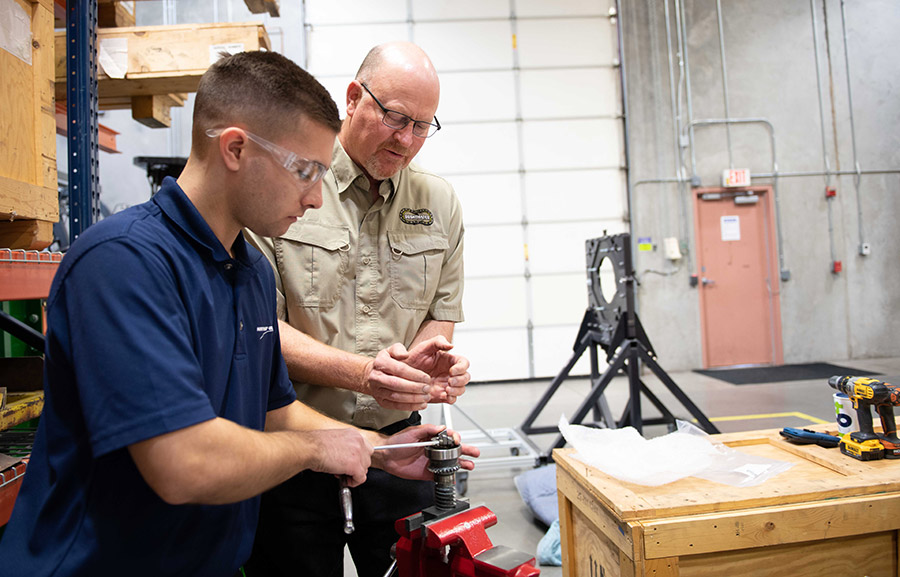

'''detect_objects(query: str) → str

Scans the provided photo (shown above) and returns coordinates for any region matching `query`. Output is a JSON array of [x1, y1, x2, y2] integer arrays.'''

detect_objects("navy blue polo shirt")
[[0, 177, 296, 576]]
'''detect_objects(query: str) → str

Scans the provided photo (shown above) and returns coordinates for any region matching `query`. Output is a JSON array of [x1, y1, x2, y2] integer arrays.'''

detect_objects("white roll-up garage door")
[[303, 0, 627, 381]]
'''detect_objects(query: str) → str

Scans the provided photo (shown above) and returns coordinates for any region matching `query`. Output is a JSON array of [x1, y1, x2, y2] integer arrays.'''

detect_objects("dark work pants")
[[245, 415, 434, 577]]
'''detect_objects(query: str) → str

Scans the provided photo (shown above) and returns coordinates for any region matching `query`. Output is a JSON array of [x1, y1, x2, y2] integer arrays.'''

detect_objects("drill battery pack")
[[839, 436, 885, 461]]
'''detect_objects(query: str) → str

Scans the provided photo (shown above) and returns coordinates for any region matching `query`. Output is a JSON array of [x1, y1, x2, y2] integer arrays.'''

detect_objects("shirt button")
[[224, 263, 233, 271], [361, 256, 370, 265], [362, 305, 371, 314]]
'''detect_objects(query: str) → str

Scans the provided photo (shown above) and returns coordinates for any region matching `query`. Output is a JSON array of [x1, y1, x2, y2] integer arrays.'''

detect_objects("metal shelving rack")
[[66, 0, 101, 244], [0, 0, 101, 528]]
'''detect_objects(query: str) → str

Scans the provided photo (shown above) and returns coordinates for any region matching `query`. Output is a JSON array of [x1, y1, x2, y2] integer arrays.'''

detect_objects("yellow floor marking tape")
[[708, 411, 829, 425]]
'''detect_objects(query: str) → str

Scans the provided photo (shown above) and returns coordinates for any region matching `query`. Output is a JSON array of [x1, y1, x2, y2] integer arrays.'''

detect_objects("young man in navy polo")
[[0, 51, 476, 576]]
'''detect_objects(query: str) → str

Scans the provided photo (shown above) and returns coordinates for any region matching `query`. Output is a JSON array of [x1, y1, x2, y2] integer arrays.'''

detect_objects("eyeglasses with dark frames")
[[206, 127, 328, 190], [359, 82, 441, 138]]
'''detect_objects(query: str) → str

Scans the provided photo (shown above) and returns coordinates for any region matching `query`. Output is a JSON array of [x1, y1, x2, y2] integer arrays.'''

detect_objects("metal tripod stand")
[[519, 233, 719, 457]]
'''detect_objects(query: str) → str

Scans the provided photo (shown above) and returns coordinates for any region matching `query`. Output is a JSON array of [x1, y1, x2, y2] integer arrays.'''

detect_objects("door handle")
[[701, 277, 715, 286]]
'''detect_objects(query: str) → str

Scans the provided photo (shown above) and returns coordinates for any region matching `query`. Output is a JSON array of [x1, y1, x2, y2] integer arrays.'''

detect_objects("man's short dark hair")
[[192, 51, 341, 155]]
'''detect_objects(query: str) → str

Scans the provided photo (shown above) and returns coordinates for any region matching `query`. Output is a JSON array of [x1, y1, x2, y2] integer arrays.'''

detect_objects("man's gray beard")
[[365, 157, 401, 183]]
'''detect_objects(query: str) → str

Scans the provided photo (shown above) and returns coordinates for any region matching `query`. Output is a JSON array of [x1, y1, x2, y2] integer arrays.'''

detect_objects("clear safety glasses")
[[206, 127, 328, 190]]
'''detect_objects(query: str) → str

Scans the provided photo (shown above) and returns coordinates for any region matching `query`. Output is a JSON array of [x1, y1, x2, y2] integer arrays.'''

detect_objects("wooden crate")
[[0, 0, 58, 249], [555, 425, 900, 577], [54, 21, 269, 128], [54, 21, 271, 102]]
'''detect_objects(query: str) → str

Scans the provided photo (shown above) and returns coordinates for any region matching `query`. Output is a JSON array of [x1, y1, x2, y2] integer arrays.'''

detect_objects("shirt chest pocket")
[[387, 231, 449, 310], [277, 223, 350, 309]]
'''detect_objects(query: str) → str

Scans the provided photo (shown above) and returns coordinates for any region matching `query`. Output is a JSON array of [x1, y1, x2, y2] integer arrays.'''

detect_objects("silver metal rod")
[[636, 168, 900, 185], [446, 403, 500, 444], [715, 0, 733, 168], [372, 440, 440, 451], [677, 0, 697, 177], [810, 0, 837, 266], [840, 0, 866, 251]]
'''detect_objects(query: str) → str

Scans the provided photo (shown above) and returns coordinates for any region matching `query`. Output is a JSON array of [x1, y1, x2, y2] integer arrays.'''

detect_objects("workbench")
[[555, 425, 900, 576]]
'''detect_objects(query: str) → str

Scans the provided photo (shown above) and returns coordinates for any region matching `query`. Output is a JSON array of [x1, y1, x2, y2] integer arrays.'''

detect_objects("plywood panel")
[[0, 0, 38, 185], [0, 0, 57, 230], [678, 532, 896, 577], [572, 504, 634, 577]]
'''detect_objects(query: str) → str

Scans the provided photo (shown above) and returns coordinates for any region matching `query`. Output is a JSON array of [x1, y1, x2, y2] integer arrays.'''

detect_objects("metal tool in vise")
[[385, 431, 540, 577], [339, 440, 443, 535]]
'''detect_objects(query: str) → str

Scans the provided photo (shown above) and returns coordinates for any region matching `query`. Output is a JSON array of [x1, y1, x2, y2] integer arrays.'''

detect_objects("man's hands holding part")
[[406, 336, 470, 404], [363, 336, 470, 410], [305, 428, 373, 487], [369, 424, 480, 481], [310, 423, 480, 487]]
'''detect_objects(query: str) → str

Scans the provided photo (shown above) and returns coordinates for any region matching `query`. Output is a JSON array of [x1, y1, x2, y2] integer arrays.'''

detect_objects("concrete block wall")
[[623, 0, 900, 370]]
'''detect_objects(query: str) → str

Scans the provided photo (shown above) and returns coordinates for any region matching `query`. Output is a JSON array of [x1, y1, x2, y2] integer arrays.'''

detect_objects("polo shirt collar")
[[154, 176, 261, 268], [330, 138, 400, 201]]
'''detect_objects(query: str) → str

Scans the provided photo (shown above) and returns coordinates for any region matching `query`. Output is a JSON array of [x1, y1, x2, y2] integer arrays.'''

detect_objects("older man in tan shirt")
[[245, 42, 469, 577]]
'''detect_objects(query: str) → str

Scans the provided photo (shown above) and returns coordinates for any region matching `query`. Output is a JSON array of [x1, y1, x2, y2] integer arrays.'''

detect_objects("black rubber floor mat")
[[694, 362, 879, 385]]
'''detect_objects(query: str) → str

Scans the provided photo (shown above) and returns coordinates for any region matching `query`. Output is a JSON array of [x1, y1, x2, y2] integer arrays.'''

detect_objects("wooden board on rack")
[[54, 22, 271, 102], [0, 219, 55, 251], [1, 0, 57, 228]]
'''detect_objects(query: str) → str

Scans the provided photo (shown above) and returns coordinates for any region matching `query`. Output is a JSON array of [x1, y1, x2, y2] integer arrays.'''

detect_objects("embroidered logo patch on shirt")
[[399, 208, 434, 226], [257, 325, 274, 340]]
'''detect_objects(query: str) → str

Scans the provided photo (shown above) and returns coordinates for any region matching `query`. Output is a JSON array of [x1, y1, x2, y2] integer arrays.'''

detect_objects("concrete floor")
[[344, 355, 900, 576]]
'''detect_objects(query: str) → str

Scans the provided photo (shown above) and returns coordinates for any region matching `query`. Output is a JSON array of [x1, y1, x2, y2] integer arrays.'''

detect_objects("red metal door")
[[693, 186, 783, 368]]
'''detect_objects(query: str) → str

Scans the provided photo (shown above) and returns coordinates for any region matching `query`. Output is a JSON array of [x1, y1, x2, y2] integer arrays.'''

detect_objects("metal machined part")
[[425, 431, 461, 510]]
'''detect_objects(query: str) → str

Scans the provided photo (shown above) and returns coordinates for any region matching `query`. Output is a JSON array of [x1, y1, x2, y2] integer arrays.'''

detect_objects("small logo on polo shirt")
[[399, 208, 434, 226], [257, 325, 274, 340]]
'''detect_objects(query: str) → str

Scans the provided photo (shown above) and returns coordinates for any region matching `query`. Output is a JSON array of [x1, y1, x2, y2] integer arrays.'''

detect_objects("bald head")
[[342, 42, 441, 183], [355, 42, 440, 104]]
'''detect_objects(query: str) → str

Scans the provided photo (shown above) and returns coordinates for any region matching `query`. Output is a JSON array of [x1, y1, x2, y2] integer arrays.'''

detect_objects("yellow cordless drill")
[[828, 375, 900, 461]]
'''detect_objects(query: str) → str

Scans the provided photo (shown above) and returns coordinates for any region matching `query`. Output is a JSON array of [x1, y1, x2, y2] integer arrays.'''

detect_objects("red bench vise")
[[394, 501, 540, 577]]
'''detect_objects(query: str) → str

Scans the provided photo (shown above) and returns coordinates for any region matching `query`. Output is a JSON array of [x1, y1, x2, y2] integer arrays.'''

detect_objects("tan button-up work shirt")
[[246, 139, 465, 430]]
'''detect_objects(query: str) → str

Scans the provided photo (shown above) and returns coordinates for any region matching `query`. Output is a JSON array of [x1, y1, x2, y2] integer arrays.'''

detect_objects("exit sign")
[[722, 168, 751, 187]]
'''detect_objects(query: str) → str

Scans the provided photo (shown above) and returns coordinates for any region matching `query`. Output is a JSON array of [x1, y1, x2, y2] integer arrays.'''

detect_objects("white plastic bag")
[[559, 415, 793, 487]]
